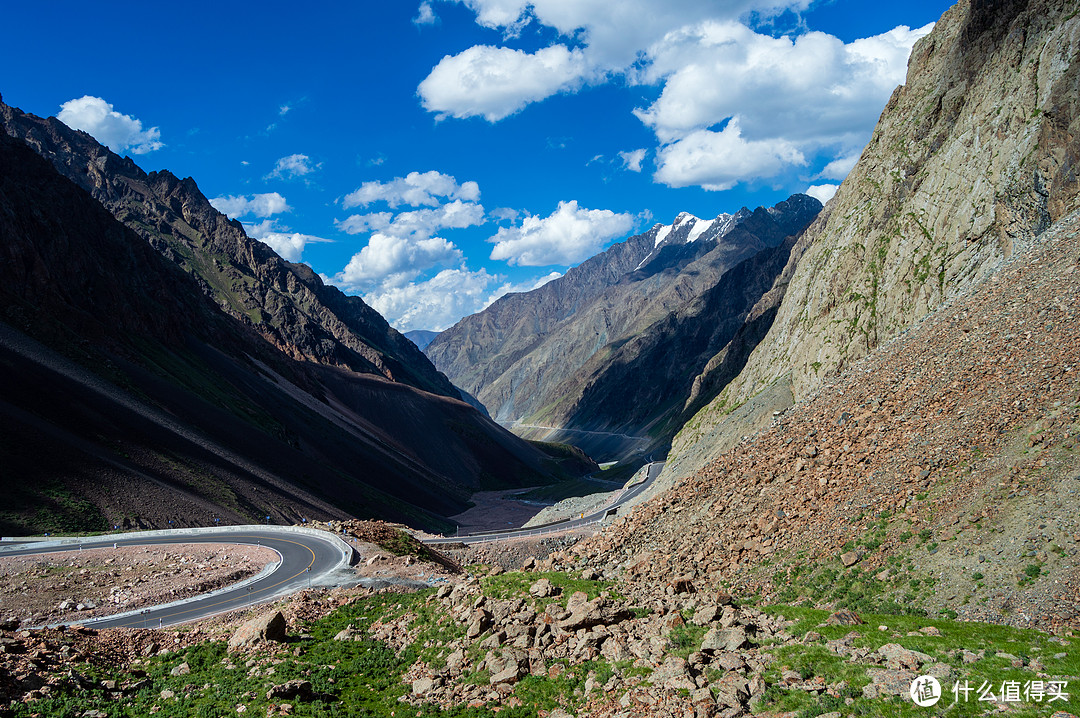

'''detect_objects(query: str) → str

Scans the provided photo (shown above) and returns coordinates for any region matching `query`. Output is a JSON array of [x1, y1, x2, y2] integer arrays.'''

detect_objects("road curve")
[[425, 461, 664, 546], [0, 527, 353, 628]]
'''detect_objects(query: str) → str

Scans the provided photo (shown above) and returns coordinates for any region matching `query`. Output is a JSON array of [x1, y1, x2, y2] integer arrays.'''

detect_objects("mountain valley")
[[2, 0, 1080, 716]]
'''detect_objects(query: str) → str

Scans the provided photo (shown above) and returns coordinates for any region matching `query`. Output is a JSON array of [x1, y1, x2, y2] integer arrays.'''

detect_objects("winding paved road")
[[0, 527, 352, 628], [0, 464, 661, 626], [424, 461, 663, 545]]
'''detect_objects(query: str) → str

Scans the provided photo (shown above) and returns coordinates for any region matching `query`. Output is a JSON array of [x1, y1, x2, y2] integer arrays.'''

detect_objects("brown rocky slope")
[[579, 205, 1080, 632]]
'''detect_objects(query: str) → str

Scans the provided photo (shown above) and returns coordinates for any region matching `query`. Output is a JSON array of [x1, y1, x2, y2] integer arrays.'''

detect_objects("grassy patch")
[[12, 590, 538, 718], [758, 604, 1080, 717], [481, 570, 615, 609]]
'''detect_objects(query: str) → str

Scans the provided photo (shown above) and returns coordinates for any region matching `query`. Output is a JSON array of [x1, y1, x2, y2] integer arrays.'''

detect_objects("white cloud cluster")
[[362, 267, 498, 332], [245, 219, 331, 262], [418, 1, 932, 190], [637, 21, 931, 188], [819, 153, 860, 180], [343, 170, 480, 209], [357, 266, 565, 332], [267, 153, 320, 179], [653, 121, 805, 191], [489, 200, 636, 266], [804, 183, 839, 204], [419, 44, 591, 121], [337, 234, 463, 290], [209, 192, 291, 218], [333, 172, 487, 301], [57, 96, 163, 154], [414, 1, 438, 25], [337, 199, 485, 238]]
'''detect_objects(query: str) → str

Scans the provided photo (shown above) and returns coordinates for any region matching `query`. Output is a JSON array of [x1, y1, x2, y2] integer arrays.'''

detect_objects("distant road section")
[[424, 461, 663, 546], [0, 526, 354, 628]]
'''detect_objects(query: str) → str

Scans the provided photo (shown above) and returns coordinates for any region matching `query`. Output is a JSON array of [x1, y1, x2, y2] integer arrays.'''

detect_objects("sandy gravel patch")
[[0, 543, 279, 626]]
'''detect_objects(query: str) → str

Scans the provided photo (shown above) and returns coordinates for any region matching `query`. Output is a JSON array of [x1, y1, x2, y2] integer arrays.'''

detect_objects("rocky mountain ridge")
[[427, 195, 820, 456], [0, 116, 568, 535], [0, 97, 455, 399], [665, 0, 1080, 480]]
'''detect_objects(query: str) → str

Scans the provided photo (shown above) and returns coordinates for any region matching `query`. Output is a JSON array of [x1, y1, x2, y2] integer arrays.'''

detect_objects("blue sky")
[[3, 0, 951, 332]]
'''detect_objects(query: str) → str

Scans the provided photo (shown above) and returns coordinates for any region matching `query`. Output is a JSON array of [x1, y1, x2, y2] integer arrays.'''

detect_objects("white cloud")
[[490, 207, 520, 222], [819, 153, 860, 180], [56, 96, 163, 154], [351, 266, 566, 332], [334, 234, 463, 291], [267, 153, 320, 179], [338, 200, 485, 238], [804, 183, 839, 204], [636, 22, 932, 145], [618, 148, 647, 172], [335, 212, 394, 235], [361, 267, 502, 332], [209, 192, 291, 218], [418, 44, 591, 121], [423, 2, 931, 191], [489, 200, 636, 266], [343, 171, 480, 209], [653, 121, 805, 191], [487, 270, 563, 303], [447, 0, 812, 69], [243, 219, 331, 262], [414, 1, 438, 25]]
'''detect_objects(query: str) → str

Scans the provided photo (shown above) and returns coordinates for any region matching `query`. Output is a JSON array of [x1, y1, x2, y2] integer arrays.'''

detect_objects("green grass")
[[11, 590, 538, 718], [11, 577, 1077, 718], [757, 604, 1080, 717], [481, 570, 616, 609]]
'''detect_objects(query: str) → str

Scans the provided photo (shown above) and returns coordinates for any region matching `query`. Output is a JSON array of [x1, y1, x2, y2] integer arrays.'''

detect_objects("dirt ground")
[[445, 489, 548, 534], [0, 543, 279, 626]]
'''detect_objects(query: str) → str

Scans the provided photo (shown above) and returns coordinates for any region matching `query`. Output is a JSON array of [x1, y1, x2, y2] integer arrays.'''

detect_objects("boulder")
[[824, 609, 863, 626], [712, 673, 750, 708], [558, 597, 630, 631], [228, 611, 287, 650], [878, 643, 933, 670], [333, 625, 358, 641], [266, 679, 314, 701], [863, 667, 915, 698], [529, 579, 558, 598], [692, 604, 720, 625], [701, 626, 749, 653]]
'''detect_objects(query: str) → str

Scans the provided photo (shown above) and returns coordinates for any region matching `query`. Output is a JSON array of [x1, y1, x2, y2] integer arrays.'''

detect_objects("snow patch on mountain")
[[653, 224, 673, 248], [687, 217, 716, 243]]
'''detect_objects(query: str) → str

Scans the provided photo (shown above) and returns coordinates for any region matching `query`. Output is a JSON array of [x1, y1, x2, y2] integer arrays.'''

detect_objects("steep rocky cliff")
[[667, 0, 1080, 479], [0, 98, 455, 399], [427, 196, 820, 450]]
